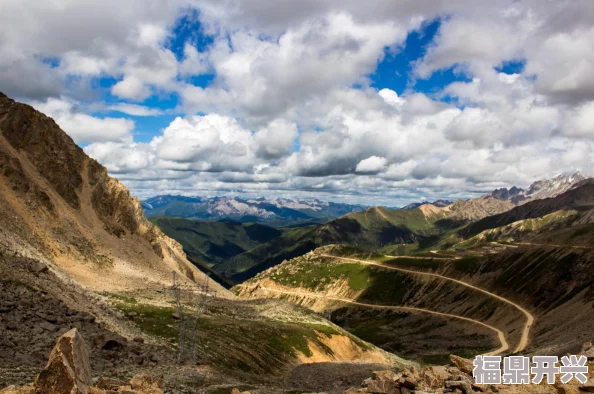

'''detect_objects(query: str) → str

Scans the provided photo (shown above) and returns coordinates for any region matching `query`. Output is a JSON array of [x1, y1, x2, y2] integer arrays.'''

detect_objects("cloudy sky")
[[2, 0, 594, 205]]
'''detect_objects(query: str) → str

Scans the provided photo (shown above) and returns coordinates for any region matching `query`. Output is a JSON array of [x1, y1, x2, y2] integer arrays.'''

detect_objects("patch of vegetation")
[[113, 302, 178, 339], [107, 293, 138, 305], [151, 217, 283, 269], [271, 259, 370, 291], [358, 267, 414, 304], [344, 318, 393, 346], [112, 300, 346, 376]]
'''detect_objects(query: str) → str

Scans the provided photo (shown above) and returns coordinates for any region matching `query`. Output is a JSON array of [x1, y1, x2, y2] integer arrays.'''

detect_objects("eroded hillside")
[[237, 242, 594, 363], [0, 91, 228, 294]]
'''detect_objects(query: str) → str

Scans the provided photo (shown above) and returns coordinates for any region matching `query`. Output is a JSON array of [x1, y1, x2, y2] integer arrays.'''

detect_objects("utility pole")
[[169, 271, 216, 364]]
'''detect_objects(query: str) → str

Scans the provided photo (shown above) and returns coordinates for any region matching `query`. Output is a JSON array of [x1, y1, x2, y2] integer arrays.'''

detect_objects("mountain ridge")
[[0, 91, 228, 295], [141, 194, 367, 226]]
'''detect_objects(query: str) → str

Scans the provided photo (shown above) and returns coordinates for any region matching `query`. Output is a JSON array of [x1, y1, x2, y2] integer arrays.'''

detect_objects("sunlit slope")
[[218, 205, 456, 282]]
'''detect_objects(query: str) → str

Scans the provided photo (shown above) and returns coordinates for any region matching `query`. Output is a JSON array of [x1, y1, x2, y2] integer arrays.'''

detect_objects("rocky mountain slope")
[[0, 92, 415, 393], [460, 181, 594, 239], [509, 172, 588, 204], [142, 195, 366, 227], [400, 199, 454, 210], [0, 91, 229, 294]]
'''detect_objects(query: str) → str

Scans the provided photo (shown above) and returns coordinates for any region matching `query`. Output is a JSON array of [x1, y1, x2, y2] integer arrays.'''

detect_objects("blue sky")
[[92, 17, 468, 148], [2, 1, 594, 205]]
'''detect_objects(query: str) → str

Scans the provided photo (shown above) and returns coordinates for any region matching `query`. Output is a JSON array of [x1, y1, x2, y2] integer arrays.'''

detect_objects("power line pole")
[[169, 271, 216, 364]]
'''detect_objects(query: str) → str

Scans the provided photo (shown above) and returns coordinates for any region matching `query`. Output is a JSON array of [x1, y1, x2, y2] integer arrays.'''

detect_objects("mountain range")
[[148, 172, 588, 285], [489, 172, 589, 204], [240, 179, 594, 364], [141, 194, 367, 226]]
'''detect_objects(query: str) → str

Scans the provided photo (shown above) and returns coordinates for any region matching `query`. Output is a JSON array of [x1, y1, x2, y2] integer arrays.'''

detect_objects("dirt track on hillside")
[[257, 285, 509, 356], [320, 254, 534, 354]]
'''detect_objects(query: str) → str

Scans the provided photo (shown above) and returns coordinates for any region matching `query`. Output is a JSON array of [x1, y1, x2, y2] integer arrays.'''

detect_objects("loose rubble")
[[0, 280, 174, 384], [342, 352, 594, 394], [1, 329, 165, 394]]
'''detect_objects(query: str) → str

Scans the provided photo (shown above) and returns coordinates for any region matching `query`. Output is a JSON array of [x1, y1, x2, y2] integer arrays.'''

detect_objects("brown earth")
[[0, 91, 230, 296]]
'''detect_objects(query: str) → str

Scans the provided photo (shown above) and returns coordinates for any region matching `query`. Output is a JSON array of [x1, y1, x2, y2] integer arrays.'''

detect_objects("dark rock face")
[[0, 91, 173, 256], [87, 159, 142, 237], [0, 150, 54, 214], [0, 93, 84, 210], [490, 186, 524, 201]]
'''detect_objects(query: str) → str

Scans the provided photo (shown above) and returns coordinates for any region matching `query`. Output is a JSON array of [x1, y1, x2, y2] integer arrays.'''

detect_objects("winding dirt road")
[[515, 242, 593, 249], [257, 285, 509, 356], [320, 254, 534, 354]]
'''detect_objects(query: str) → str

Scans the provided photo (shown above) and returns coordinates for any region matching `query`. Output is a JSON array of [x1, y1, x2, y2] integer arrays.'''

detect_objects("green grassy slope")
[[240, 245, 505, 362], [218, 206, 454, 283], [151, 217, 282, 269], [107, 294, 406, 378]]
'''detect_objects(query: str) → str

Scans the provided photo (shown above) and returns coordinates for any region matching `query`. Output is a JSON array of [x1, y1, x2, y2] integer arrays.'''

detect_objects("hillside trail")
[[320, 254, 534, 354], [256, 285, 509, 356], [490, 241, 518, 248], [386, 252, 459, 261], [515, 242, 594, 249]]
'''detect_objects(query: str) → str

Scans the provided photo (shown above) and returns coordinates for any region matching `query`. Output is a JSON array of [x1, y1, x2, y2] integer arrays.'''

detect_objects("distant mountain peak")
[[401, 199, 454, 210], [487, 172, 590, 206], [513, 171, 589, 205], [141, 195, 367, 225], [490, 186, 524, 200]]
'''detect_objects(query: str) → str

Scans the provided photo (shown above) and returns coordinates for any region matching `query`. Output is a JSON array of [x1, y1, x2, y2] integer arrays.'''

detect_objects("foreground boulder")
[[1, 328, 166, 394], [129, 375, 164, 394], [34, 328, 92, 394], [449, 355, 474, 375]]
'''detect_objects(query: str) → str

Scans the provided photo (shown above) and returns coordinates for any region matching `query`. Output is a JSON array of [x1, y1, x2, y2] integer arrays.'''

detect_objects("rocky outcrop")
[[449, 355, 474, 375], [33, 329, 91, 394], [2, 330, 165, 394], [344, 352, 594, 394], [0, 92, 84, 210], [0, 91, 229, 296]]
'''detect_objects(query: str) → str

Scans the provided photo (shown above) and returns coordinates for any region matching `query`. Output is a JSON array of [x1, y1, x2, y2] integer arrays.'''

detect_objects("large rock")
[[33, 328, 92, 394], [422, 365, 451, 388], [449, 354, 474, 375], [129, 375, 164, 394]]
